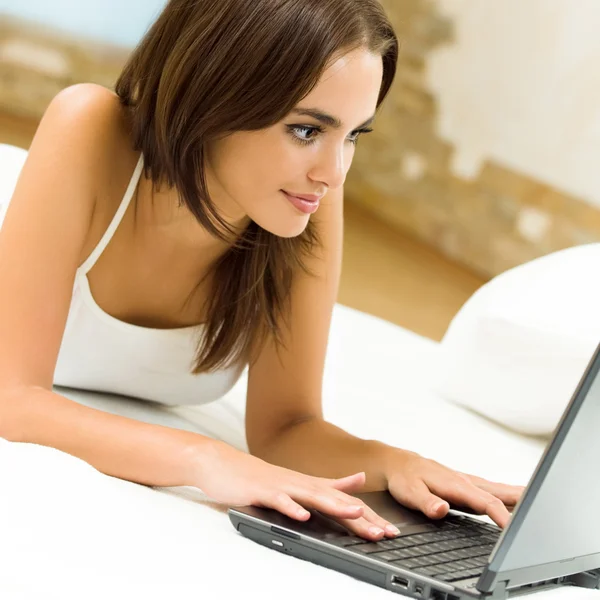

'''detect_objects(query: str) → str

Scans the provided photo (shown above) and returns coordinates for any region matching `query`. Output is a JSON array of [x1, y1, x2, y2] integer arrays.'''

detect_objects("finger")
[[482, 496, 512, 528], [460, 473, 525, 507], [257, 491, 313, 521], [333, 514, 389, 541], [327, 472, 366, 493], [360, 503, 402, 537], [430, 477, 512, 528], [388, 477, 449, 520], [291, 488, 365, 520], [314, 478, 398, 534]]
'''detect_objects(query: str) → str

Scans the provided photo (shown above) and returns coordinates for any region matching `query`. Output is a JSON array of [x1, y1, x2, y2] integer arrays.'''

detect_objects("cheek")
[[213, 131, 310, 202], [247, 142, 303, 189]]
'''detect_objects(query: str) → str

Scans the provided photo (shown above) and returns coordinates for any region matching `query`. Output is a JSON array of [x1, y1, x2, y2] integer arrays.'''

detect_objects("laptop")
[[229, 342, 600, 599]]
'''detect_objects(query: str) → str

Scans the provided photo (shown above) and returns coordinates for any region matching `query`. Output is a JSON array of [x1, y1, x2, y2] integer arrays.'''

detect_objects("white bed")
[[1, 303, 597, 600]]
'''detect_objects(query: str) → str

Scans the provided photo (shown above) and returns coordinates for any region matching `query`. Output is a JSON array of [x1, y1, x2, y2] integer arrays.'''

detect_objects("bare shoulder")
[[42, 83, 126, 147], [42, 82, 135, 178], [36, 84, 141, 256], [23, 83, 134, 214], [0, 85, 136, 392], [48, 83, 126, 134]]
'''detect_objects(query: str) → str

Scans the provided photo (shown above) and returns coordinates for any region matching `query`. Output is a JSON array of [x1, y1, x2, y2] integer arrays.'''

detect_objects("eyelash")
[[287, 125, 374, 147]]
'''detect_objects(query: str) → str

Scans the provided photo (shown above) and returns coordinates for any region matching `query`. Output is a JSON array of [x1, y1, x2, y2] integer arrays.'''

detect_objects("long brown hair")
[[115, 0, 398, 374]]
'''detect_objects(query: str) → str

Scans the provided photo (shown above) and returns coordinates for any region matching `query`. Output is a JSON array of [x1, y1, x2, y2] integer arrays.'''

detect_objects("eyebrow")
[[290, 108, 376, 130]]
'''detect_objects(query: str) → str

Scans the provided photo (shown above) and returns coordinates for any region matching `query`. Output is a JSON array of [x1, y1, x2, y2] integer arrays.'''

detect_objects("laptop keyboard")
[[328, 514, 501, 583]]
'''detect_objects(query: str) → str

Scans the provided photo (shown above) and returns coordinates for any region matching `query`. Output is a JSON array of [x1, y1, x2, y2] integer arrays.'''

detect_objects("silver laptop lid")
[[479, 342, 600, 592]]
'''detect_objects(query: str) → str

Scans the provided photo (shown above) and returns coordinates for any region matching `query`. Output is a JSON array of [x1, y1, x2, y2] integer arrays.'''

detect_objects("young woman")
[[0, 0, 522, 541]]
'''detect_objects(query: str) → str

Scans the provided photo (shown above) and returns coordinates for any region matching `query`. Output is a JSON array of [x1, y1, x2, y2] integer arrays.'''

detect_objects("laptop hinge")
[[565, 568, 600, 589], [489, 580, 509, 600]]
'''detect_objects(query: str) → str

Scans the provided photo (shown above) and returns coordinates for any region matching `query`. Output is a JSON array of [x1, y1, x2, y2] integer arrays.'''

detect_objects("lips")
[[282, 191, 321, 215], [283, 191, 324, 203]]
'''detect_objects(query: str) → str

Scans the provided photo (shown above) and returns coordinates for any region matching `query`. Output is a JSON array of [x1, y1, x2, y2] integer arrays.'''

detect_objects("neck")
[[134, 173, 249, 258]]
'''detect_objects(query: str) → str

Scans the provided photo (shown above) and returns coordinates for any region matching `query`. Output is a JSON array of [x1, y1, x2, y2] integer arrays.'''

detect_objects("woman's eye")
[[289, 125, 321, 146], [287, 125, 373, 147]]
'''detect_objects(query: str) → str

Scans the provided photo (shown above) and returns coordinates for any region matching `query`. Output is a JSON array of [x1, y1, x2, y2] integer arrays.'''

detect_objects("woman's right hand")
[[193, 441, 401, 541]]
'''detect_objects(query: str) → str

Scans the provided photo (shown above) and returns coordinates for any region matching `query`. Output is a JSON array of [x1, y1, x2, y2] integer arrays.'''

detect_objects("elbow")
[[247, 415, 318, 460]]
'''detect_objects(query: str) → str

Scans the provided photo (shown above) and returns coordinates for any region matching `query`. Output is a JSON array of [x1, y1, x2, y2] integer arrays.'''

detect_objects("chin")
[[268, 221, 309, 239], [253, 213, 310, 239]]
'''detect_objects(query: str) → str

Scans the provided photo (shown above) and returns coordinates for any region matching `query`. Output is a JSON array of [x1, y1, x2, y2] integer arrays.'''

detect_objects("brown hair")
[[115, 0, 398, 374]]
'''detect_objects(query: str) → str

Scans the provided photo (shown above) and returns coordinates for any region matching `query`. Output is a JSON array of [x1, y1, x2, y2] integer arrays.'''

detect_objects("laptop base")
[[233, 518, 600, 600]]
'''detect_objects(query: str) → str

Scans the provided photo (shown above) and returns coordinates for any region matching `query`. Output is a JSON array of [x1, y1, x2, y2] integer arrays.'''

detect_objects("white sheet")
[[0, 304, 597, 599]]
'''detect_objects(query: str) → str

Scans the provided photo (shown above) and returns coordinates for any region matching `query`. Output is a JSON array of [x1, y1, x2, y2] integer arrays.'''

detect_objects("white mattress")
[[0, 304, 597, 599]]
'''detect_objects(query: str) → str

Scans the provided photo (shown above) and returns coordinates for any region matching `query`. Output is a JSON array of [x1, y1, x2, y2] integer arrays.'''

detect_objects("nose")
[[309, 141, 349, 190]]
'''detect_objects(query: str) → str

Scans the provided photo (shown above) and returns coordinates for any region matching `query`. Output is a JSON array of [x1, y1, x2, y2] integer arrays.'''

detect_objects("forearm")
[[254, 417, 394, 491], [0, 385, 215, 488]]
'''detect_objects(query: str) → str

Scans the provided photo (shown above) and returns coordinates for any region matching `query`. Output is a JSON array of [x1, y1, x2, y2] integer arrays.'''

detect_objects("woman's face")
[[204, 47, 384, 238]]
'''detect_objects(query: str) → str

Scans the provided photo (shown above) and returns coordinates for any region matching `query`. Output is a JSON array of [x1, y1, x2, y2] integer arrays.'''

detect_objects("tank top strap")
[[78, 152, 144, 275]]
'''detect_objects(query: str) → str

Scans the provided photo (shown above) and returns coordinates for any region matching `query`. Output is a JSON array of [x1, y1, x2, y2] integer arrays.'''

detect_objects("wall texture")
[[346, 0, 600, 276], [2, 1, 600, 278]]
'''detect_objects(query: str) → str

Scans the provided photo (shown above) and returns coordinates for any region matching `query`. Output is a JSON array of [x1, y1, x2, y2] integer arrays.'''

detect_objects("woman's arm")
[[244, 186, 523, 532], [0, 84, 217, 486], [245, 186, 392, 485], [1, 385, 216, 488]]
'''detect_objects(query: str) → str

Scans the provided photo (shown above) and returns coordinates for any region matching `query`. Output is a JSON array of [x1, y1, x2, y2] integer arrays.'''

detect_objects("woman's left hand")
[[383, 448, 524, 529]]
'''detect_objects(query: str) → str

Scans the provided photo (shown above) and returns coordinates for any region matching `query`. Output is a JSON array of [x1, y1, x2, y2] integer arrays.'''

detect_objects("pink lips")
[[285, 191, 324, 203], [282, 191, 322, 215]]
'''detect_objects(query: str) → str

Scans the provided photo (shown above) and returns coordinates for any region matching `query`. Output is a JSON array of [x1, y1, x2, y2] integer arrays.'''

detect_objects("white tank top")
[[52, 152, 247, 405]]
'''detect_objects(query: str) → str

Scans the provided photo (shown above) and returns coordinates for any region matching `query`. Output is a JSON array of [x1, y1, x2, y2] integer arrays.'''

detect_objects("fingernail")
[[432, 501, 446, 512], [369, 527, 384, 536], [385, 524, 401, 535]]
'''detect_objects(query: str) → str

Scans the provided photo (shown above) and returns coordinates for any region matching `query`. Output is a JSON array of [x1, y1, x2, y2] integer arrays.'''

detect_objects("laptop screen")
[[487, 342, 600, 575]]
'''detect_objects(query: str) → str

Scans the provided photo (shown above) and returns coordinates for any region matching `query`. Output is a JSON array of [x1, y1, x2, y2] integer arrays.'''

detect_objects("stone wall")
[[2, 4, 599, 278]]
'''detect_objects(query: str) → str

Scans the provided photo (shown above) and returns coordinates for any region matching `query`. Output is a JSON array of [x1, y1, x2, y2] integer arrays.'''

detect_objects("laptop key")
[[480, 523, 501, 533], [481, 535, 500, 544], [389, 549, 414, 560], [422, 563, 465, 577], [410, 545, 439, 558], [432, 540, 457, 552], [428, 550, 463, 563], [389, 537, 422, 549], [416, 555, 446, 567], [406, 533, 438, 546], [440, 568, 483, 582], [427, 562, 460, 575], [447, 559, 481, 571], [391, 558, 425, 570], [461, 558, 485, 569], [447, 538, 481, 550], [454, 548, 475, 559], [414, 566, 444, 577], [464, 544, 495, 558], [352, 543, 388, 554], [377, 540, 400, 551], [372, 551, 401, 562], [416, 533, 440, 544]]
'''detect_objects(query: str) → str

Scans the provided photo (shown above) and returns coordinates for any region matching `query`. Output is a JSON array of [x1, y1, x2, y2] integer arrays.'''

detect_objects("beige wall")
[[2, 4, 600, 278], [346, 0, 600, 276]]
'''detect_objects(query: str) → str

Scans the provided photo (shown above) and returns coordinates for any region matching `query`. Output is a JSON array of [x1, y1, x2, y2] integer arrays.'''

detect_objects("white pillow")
[[434, 243, 600, 437], [0, 143, 28, 222]]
